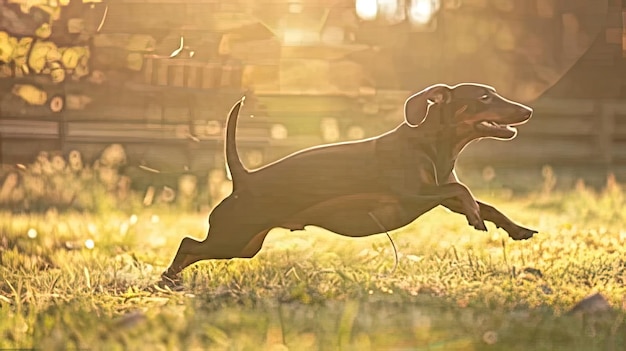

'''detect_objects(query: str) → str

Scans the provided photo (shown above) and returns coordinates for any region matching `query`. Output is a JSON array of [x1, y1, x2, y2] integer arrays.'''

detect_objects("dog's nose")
[[519, 106, 533, 119]]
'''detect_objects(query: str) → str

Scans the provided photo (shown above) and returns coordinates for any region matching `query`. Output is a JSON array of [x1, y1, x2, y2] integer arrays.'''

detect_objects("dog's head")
[[404, 83, 533, 140]]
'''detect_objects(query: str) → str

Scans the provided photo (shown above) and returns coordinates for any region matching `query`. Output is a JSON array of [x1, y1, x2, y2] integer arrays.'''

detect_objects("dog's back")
[[224, 99, 389, 199]]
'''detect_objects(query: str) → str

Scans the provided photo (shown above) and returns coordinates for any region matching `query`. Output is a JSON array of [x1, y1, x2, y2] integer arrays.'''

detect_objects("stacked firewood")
[[0, 144, 233, 213], [0, 144, 128, 211]]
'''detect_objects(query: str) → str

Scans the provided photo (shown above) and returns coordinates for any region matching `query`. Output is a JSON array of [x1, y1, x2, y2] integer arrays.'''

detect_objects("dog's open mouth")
[[477, 120, 515, 132], [474, 120, 525, 139]]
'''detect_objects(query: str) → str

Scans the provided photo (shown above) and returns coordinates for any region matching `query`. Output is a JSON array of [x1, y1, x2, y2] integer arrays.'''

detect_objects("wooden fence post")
[[0, 129, 3, 165], [598, 101, 615, 172], [56, 81, 67, 154]]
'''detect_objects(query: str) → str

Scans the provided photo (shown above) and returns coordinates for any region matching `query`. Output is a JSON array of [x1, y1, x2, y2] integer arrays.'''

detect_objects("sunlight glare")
[[378, 0, 405, 24], [408, 0, 438, 25], [129, 214, 138, 225], [356, 0, 377, 21], [405, 254, 423, 262], [270, 124, 288, 140], [87, 223, 97, 235], [150, 236, 167, 247], [27, 228, 37, 239], [120, 222, 129, 236], [85, 239, 95, 249]]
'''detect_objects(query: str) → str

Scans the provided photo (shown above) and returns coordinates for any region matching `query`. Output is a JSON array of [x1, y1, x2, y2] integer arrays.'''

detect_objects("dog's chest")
[[433, 158, 457, 184], [409, 143, 456, 185]]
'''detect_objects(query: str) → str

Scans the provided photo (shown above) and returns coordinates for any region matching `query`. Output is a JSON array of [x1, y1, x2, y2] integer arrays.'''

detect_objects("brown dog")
[[162, 83, 536, 284]]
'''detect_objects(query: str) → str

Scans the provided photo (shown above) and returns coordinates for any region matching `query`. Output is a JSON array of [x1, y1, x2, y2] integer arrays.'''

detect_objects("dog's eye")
[[480, 94, 492, 103]]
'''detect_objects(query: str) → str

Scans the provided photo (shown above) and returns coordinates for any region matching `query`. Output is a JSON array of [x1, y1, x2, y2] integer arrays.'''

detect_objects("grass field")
[[2, 176, 626, 351]]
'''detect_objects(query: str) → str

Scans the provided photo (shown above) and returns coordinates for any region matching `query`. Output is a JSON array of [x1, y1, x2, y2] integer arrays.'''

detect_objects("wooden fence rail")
[[2, 95, 626, 184]]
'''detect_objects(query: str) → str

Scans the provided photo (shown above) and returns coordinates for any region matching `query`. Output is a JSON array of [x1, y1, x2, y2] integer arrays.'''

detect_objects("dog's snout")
[[519, 106, 533, 119]]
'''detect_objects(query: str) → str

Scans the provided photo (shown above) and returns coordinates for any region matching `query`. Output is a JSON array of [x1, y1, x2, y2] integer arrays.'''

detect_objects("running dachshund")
[[161, 83, 536, 284]]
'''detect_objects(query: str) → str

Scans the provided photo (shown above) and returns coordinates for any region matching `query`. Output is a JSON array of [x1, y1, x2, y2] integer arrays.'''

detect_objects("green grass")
[[2, 179, 626, 350]]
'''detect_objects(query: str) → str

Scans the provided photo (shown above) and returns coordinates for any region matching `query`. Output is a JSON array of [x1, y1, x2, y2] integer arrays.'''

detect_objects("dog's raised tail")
[[225, 97, 249, 188]]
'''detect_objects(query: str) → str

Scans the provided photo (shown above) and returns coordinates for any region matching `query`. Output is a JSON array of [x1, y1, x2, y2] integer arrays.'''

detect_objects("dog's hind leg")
[[161, 236, 204, 284], [161, 227, 272, 286]]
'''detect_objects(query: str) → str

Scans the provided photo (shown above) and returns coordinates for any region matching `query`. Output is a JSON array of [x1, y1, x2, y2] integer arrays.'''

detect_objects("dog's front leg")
[[442, 172, 536, 240], [392, 182, 487, 231], [477, 202, 537, 240], [441, 199, 537, 240]]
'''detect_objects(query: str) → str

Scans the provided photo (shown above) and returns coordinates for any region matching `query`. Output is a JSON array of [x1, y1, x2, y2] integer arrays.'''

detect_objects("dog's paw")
[[465, 207, 487, 231], [466, 216, 487, 231], [508, 226, 538, 241], [460, 199, 486, 232], [157, 272, 185, 291], [474, 220, 488, 232]]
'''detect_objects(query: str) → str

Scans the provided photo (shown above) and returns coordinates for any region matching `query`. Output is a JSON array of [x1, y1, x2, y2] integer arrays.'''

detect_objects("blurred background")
[[0, 0, 622, 211]]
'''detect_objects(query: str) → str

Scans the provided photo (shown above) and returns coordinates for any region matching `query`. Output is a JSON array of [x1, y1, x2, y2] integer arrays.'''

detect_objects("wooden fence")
[[1, 93, 626, 188]]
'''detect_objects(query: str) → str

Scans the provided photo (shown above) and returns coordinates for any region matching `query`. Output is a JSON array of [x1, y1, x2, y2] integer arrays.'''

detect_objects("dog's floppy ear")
[[404, 84, 452, 127]]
